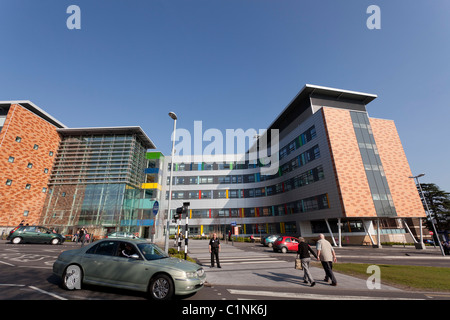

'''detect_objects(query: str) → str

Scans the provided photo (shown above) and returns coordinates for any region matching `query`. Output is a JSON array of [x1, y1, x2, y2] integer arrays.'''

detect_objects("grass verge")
[[327, 263, 450, 292]]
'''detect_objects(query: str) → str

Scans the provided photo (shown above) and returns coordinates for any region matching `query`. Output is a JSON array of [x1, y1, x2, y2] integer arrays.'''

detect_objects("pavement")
[[183, 239, 404, 292]]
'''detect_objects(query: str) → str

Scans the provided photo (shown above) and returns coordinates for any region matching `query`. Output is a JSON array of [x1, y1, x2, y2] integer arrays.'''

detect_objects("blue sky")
[[1, 0, 449, 192]]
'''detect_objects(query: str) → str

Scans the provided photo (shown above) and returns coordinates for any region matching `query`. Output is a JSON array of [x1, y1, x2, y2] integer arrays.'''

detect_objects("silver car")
[[53, 239, 206, 300]]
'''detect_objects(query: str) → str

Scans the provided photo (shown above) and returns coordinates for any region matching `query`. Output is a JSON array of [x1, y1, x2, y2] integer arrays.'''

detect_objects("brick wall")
[[0, 104, 61, 227]]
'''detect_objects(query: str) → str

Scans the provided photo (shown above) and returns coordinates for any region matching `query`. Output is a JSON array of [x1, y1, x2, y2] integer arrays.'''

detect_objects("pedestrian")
[[209, 233, 221, 268], [316, 234, 337, 286], [297, 237, 318, 287], [78, 228, 84, 243]]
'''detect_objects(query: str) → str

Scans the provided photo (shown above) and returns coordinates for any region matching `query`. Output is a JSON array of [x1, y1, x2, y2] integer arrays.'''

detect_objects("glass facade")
[[41, 132, 152, 237], [50, 134, 147, 187], [350, 111, 397, 217]]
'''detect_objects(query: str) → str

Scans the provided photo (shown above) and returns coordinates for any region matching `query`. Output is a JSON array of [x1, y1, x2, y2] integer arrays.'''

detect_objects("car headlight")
[[185, 268, 205, 279], [185, 271, 197, 278], [197, 268, 205, 277]]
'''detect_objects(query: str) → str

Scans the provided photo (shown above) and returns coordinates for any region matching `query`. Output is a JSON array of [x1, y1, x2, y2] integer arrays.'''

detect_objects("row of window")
[[169, 194, 330, 219], [4, 179, 48, 192], [167, 145, 321, 188], [167, 126, 317, 172], [14, 136, 55, 155], [166, 166, 325, 200]]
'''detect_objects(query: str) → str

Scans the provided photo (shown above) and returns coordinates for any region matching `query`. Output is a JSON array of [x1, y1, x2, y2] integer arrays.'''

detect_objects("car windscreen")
[[137, 243, 169, 260]]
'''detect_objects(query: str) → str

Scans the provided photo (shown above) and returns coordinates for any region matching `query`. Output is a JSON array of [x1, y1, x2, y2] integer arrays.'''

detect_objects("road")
[[0, 239, 448, 302]]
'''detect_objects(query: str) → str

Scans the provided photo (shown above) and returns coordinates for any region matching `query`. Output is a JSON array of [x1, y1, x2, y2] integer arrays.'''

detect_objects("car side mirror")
[[130, 254, 140, 259]]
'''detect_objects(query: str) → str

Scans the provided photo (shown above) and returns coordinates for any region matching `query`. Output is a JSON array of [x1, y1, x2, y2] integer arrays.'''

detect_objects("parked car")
[[53, 239, 206, 300], [7, 225, 65, 245], [106, 231, 141, 239], [272, 236, 300, 253], [262, 235, 280, 247]]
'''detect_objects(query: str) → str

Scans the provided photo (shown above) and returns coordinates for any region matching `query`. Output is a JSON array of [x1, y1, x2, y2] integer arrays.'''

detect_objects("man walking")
[[316, 234, 337, 286], [209, 233, 221, 268], [297, 237, 318, 287]]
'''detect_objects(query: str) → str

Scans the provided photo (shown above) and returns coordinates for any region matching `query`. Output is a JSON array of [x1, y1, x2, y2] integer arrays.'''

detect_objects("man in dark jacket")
[[297, 237, 318, 287], [209, 233, 221, 268]]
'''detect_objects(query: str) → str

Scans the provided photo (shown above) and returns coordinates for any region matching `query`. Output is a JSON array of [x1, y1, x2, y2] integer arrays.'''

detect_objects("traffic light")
[[173, 206, 186, 220]]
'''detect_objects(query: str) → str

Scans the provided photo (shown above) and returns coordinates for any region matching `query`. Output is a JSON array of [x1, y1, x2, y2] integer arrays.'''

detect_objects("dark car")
[[7, 225, 65, 245]]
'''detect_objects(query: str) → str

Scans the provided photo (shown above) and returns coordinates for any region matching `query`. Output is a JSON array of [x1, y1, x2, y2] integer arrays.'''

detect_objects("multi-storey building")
[[158, 85, 426, 244], [40, 127, 156, 237], [0, 84, 428, 245]]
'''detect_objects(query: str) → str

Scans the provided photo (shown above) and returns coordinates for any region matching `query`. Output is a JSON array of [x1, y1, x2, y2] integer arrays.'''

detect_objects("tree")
[[418, 183, 450, 235]]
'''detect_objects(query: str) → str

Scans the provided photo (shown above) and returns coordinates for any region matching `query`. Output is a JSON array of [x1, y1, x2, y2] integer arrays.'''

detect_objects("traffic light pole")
[[183, 202, 190, 260]]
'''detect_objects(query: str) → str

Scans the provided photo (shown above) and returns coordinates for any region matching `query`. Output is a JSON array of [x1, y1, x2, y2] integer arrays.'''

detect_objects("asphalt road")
[[0, 239, 448, 302]]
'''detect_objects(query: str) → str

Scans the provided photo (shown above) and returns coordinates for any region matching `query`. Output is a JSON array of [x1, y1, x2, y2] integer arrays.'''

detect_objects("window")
[[87, 241, 118, 256], [8, 156, 14, 163], [25, 184, 31, 190], [42, 187, 47, 193], [61, 192, 66, 197], [6, 179, 12, 186], [15, 136, 21, 143], [33, 144, 39, 150], [27, 163, 33, 169], [49, 151, 54, 156], [44, 168, 49, 173], [23, 211, 29, 217]]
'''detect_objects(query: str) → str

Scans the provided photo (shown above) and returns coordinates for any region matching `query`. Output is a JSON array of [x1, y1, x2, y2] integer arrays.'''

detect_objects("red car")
[[272, 236, 300, 253]]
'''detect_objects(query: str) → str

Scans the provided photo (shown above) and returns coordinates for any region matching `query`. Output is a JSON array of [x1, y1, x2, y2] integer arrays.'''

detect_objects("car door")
[[289, 237, 299, 251], [110, 241, 150, 290], [21, 226, 40, 243], [81, 241, 119, 283]]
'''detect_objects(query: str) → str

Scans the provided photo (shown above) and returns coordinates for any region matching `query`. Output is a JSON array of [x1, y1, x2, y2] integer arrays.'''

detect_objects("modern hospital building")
[[0, 85, 427, 245]]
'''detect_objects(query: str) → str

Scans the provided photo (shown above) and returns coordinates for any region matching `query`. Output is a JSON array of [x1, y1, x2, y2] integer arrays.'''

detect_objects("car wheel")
[[149, 274, 174, 300], [51, 238, 60, 245], [63, 264, 83, 290], [281, 247, 288, 254], [12, 237, 22, 244]]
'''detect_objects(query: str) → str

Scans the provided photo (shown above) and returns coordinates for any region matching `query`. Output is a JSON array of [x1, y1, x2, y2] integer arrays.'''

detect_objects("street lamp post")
[[409, 173, 445, 256], [164, 112, 177, 253]]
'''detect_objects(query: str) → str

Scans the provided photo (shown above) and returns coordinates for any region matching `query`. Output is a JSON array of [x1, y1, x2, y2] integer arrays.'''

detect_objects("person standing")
[[209, 233, 221, 268], [297, 237, 318, 287], [316, 234, 337, 286]]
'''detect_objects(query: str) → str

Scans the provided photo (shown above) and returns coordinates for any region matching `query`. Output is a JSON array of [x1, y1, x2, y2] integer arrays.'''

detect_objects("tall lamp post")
[[164, 111, 177, 253], [409, 173, 445, 256]]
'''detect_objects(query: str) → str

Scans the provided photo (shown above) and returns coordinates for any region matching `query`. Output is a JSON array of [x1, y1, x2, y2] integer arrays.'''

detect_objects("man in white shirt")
[[316, 234, 337, 286]]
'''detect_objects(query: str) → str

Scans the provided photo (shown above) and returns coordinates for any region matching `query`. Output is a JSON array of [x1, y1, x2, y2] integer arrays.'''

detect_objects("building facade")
[[158, 85, 426, 244], [39, 127, 156, 238], [0, 101, 64, 232], [0, 85, 427, 245]]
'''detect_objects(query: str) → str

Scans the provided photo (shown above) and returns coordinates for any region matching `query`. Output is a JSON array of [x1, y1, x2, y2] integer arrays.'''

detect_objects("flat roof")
[[267, 84, 377, 131], [0, 100, 67, 128], [57, 126, 156, 149]]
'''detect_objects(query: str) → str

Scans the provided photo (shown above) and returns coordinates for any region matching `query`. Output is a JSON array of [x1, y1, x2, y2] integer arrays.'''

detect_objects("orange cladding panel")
[[369, 118, 426, 218], [322, 107, 377, 218]]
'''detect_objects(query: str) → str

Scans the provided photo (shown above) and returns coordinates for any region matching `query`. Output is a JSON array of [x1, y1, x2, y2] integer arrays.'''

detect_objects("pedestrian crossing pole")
[[183, 202, 190, 260]]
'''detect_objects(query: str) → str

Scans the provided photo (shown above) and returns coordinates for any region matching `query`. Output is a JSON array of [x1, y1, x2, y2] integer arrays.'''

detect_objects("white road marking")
[[28, 286, 68, 300], [0, 260, 15, 266], [227, 289, 424, 300]]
